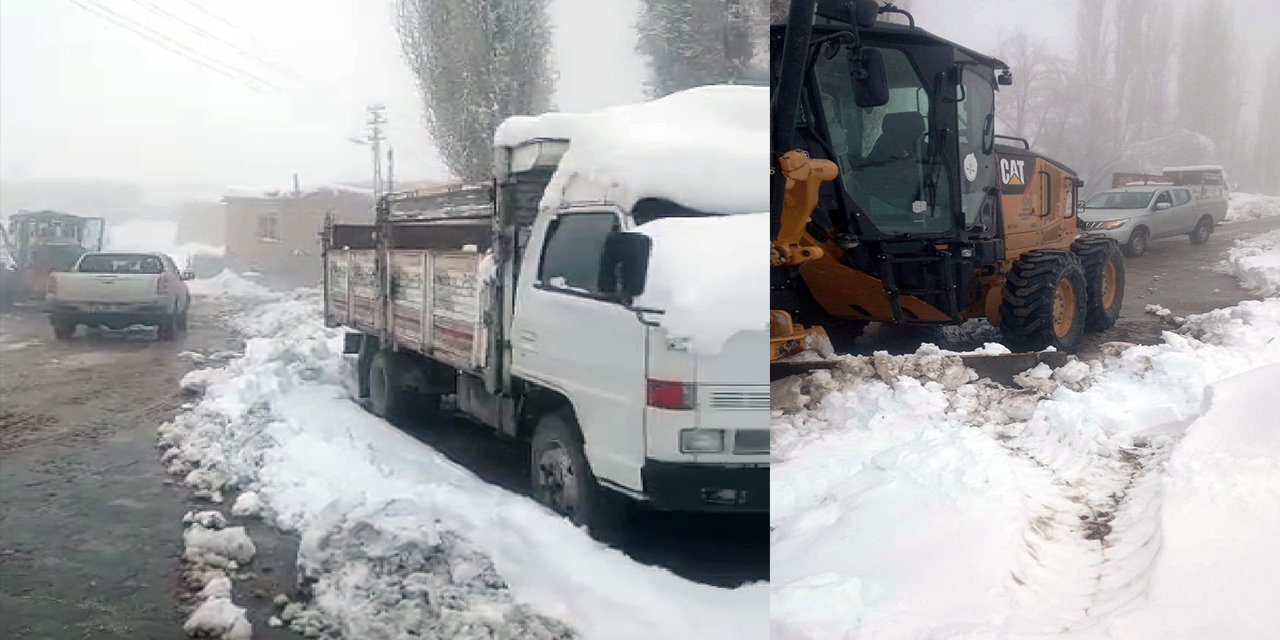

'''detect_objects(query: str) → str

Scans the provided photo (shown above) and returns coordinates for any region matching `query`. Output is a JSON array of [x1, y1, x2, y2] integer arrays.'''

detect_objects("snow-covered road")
[[159, 277, 768, 640], [771, 228, 1280, 638]]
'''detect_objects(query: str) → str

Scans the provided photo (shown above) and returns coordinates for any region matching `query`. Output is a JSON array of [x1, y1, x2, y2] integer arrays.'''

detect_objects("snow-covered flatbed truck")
[[323, 87, 769, 531]]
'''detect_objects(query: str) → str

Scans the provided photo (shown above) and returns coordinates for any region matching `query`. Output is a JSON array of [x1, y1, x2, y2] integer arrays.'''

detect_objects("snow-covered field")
[[160, 274, 767, 639], [772, 238, 1280, 637], [1223, 192, 1280, 222]]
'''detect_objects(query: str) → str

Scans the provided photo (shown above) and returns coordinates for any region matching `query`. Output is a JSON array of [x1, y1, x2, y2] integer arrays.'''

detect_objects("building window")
[[257, 215, 279, 241]]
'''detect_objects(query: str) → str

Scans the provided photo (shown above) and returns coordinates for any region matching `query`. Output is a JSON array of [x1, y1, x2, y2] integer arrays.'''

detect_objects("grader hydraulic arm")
[[770, 151, 838, 362]]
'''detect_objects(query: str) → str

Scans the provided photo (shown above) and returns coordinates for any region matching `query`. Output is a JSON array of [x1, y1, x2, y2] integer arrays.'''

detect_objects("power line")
[[66, 0, 282, 94], [125, 0, 305, 84]]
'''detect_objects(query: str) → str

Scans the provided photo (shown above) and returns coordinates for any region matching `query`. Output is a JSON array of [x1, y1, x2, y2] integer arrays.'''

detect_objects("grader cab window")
[[813, 45, 953, 235]]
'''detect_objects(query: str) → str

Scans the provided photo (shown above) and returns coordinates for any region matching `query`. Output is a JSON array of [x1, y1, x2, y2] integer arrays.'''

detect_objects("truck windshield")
[[1085, 191, 1155, 209], [811, 44, 952, 235], [77, 254, 164, 274]]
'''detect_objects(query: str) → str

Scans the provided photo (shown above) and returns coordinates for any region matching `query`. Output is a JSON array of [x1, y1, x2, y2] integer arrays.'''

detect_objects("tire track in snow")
[[996, 424, 1173, 634]]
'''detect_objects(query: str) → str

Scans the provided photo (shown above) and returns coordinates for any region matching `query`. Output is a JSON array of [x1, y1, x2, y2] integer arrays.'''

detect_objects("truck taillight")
[[646, 379, 695, 410]]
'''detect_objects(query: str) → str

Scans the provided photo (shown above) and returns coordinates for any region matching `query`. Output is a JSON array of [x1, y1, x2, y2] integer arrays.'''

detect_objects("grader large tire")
[[1000, 250, 1088, 352], [1072, 236, 1125, 332]]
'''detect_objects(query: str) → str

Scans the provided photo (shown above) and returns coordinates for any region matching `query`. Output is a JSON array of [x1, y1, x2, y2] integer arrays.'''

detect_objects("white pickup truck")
[[324, 86, 768, 533], [45, 252, 193, 340]]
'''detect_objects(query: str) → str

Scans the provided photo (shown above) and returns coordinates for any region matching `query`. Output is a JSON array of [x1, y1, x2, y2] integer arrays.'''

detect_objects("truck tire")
[[368, 350, 411, 420], [1072, 236, 1125, 332], [176, 309, 189, 332], [51, 316, 76, 340], [1190, 216, 1213, 245], [530, 411, 627, 538], [1124, 227, 1149, 257], [1000, 250, 1088, 352]]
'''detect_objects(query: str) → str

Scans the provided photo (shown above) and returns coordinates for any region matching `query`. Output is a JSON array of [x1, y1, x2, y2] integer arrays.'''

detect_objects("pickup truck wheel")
[[51, 317, 76, 340], [157, 315, 177, 341], [530, 412, 627, 537], [1124, 227, 1149, 257], [1190, 216, 1213, 245]]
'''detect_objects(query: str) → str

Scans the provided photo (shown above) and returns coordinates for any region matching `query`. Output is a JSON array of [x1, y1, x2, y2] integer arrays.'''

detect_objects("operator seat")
[[860, 112, 926, 214], [868, 112, 925, 163]]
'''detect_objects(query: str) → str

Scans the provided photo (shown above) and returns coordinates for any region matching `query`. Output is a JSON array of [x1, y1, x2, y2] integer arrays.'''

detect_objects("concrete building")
[[223, 184, 373, 287]]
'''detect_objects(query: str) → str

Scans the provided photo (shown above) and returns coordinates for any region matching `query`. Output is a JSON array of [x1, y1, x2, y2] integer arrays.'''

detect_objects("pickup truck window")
[[77, 254, 164, 274], [538, 213, 619, 294], [1154, 191, 1173, 207], [1172, 189, 1191, 206]]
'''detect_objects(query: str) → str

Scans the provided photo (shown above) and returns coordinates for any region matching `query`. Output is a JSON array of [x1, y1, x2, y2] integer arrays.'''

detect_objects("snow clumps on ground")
[[179, 509, 254, 639], [1223, 192, 1280, 222], [1222, 228, 1280, 297], [157, 287, 767, 640]]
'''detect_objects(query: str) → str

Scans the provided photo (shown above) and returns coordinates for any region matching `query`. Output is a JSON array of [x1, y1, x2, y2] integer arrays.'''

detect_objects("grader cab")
[[770, 0, 1124, 368]]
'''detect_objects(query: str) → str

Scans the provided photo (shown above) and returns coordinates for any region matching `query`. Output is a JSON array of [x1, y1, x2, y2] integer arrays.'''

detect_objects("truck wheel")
[[1072, 237, 1125, 332], [157, 315, 177, 341], [1124, 227, 1149, 257], [530, 411, 627, 537], [368, 350, 410, 420], [1000, 250, 1088, 352], [1190, 216, 1213, 245], [176, 310, 189, 332], [51, 317, 76, 340]]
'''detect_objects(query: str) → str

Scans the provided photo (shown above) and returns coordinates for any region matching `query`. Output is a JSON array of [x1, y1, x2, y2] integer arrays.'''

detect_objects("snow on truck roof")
[[496, 85, 768, 214]]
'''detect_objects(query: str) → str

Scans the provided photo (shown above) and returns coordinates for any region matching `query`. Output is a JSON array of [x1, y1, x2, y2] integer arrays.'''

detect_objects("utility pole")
[[366, 104, 386, 196], [386, 148, 395, 194]]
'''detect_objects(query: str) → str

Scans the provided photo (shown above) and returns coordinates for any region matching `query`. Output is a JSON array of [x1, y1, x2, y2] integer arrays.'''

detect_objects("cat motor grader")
[[770, 0, 1125, 378]]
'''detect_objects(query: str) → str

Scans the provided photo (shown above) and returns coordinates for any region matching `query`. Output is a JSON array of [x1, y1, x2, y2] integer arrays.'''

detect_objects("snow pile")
[[179, 511, 254, 640], [636, 212, 767, 355], [105, 218, 224, 267], [188, 270, 277, 300], [1222, 229, 1280, 297], [158, 293, 767, 640], [531, 85, 767, 214], [771, 298, 1280, 638], [1223, 192, 1280, 222]]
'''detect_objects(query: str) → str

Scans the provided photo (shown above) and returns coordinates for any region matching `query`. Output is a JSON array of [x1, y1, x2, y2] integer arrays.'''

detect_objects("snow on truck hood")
[[633, 212, 768, 356], [497, 84, 768, 215]]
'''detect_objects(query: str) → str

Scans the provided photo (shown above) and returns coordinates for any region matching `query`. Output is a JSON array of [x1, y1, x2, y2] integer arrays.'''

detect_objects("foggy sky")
[[0, 0, 647, 198]]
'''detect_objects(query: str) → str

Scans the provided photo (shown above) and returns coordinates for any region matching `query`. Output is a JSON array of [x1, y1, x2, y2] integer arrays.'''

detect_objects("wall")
[[223, 190, 373, 287]]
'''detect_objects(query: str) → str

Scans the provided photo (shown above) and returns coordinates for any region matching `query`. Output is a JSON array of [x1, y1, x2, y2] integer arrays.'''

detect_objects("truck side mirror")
[[599, 232, 651, 299], [181, 271, 195, 281], [851, 46, 889, 108]]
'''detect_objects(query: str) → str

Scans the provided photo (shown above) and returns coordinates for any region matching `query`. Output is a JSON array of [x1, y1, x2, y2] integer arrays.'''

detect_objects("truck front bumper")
[[641, 460, 768, 513]]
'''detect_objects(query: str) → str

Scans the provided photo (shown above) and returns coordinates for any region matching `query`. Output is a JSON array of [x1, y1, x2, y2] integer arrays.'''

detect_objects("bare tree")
[[1175, 0, 1237, 157], [1252, 44, 1280, 193], [637, 0, 769, 97], [396, 0, 554, 181]]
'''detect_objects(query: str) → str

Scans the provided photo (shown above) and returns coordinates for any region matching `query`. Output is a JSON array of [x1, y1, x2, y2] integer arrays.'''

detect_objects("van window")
[[538, 213, 619, 294], [1172, 189, 1191, 206]]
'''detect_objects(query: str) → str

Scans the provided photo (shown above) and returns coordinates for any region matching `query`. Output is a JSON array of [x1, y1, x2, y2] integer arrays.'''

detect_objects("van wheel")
[[1124, 227, 1149, 257], [531, 412, 627, 538], [52, 317, 75, 340], [1000, 250, 1088, 352], [1190, 217, 1213, 245], [1072, 236, 1125, 332]]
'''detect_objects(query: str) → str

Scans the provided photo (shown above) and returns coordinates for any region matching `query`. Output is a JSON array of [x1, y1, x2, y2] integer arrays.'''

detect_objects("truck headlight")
[[680, 429, 724, 453]]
